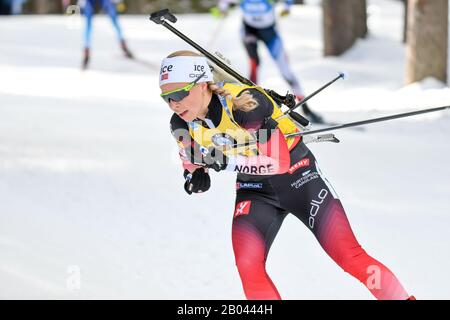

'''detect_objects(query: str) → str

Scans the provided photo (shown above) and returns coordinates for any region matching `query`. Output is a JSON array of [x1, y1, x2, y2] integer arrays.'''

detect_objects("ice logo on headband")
[[160, 64, 173, 81], [189, 64, 209, 80], [193, 65, 206, 72], [190, 65, 215, 81]]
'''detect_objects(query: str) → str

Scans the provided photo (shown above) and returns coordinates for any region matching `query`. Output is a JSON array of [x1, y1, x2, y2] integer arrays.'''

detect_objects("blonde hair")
[[166, 50, 258, 112]]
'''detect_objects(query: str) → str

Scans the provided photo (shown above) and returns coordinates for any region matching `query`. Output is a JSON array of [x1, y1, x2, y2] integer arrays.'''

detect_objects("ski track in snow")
[[0, 0, 449, 299]]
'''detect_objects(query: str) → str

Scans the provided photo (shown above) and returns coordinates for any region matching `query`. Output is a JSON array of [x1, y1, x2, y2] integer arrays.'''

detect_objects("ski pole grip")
[[150, 9, 177, 24], [289, 111, 310, 127]]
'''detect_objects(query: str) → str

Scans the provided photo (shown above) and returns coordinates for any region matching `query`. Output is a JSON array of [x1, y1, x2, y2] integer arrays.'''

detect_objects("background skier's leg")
[[232, 197, 287, 300], [261, 26, 323, 123], [241, 24, 260, 84], [103, 0, 133, 58], [103, 0, 124, 41], [11, 0, 24, 15], [82, 0, 94, 69], [83, 1, 94, 48], [263, 26, 304, 97]]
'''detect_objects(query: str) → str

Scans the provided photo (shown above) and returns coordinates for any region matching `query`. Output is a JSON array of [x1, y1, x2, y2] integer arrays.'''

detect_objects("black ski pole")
[[285, 105, 450, 138], [273, 72, 346, 127], [277, 72, 346, 119]]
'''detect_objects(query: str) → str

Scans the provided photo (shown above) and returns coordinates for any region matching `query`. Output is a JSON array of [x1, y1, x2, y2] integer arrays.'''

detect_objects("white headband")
[[159, 56, 214, 86]]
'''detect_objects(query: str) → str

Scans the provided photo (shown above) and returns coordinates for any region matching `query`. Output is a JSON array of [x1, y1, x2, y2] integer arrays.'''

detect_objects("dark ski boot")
[[121, 40, 134, 59], [303, 102, 325, 124], [296, 95, 325, 124], [82, 48, 90, 70]]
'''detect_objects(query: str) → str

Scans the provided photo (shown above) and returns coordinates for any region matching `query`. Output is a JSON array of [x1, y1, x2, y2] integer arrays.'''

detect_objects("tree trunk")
[[33, 0, 49, 14], [402, 0, 409, 43], [323, 0, 355, 56], [353, 0, 368, 38], [405, 0, 448, 84]]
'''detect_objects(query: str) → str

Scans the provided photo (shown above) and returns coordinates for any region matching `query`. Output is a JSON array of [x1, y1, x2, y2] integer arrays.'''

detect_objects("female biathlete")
[[160, 51, 414, 300]]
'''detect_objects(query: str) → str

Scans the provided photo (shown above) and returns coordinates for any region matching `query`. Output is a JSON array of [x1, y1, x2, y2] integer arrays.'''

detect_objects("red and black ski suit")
[[170, 89, 410, 300]]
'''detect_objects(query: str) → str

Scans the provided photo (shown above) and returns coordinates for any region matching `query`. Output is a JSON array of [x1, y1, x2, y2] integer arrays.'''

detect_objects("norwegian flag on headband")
[[161, 73, 169, 81]]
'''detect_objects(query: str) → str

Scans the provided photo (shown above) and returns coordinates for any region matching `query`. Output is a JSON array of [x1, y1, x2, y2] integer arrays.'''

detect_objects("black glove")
[[185, 142, 229, 172], [202, 147, 228, 172], [183, 168, 211, 195]]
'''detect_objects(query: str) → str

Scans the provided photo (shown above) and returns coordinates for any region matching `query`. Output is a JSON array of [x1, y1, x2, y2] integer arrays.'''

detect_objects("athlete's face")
[[160, 82, 208, 122]]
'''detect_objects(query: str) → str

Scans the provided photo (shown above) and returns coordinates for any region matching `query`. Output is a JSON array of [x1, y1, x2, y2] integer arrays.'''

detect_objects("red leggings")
[[232, 146, 410, 300]]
